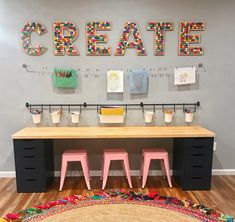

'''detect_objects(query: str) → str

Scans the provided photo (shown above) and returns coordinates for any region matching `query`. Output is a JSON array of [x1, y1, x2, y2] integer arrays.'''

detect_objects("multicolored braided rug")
[[0, 191, 233, 222]]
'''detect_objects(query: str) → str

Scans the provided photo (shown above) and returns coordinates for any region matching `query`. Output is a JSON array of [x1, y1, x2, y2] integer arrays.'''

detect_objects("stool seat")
[[59, 149, 91, 191], [143, 149, 168, 158], [102, 149, 132, 190], [62, 150, 87, 160], [104, 149, 128, 160], [104, 149, 127, 154], [141, 148, 172, 188]]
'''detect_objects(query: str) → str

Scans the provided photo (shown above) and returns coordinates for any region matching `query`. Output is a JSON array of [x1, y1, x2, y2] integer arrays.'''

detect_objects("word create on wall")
[[21, 21, 205, 56]]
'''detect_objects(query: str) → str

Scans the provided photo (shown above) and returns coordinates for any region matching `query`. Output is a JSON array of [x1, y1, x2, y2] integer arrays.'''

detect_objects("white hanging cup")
[[70, 112, 80, 124], [51, 110, 62, 124], [144, 111, 154, 123], [164, 110, 174, 123], [185, 112, 194, 123], [31, 113, 41, 124]]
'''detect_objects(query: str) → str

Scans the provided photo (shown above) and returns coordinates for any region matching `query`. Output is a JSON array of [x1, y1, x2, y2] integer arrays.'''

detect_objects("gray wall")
[[0, 0, 234, 172]]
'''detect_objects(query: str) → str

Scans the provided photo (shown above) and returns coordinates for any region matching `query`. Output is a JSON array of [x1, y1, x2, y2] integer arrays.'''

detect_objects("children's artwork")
[[179, 22, 205, 56], [53, 21, 79, 56], [174, 67, 196, 85], [115, 22, 147, 56], [53, 68, 77, 88], [129, 69, 148, 94], [86, 21, 111, 56], [21, 22, 47, 56], [107, 70, 124, 92], [147, 22, 174, 56]]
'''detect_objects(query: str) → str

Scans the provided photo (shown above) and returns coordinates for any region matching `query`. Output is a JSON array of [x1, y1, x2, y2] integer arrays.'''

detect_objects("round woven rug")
[[37, 201, 201, 222], [2, 191, 233, 222]]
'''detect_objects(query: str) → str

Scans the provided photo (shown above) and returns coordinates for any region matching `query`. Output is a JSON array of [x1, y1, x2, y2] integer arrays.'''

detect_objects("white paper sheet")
[[107, 70, 124, 92], [174, 67, 196, 85]]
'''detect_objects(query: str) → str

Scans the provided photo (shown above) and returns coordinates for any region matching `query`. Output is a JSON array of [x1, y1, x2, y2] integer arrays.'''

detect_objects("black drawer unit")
[[173, 137, 214, 190], [13, 139, 54, 193]]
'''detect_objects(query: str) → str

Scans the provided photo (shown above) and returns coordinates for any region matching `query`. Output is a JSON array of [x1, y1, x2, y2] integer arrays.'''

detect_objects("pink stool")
[[141, 148, 172, 188], [101, 149, 132, 190], [59, 150, 91, 191]]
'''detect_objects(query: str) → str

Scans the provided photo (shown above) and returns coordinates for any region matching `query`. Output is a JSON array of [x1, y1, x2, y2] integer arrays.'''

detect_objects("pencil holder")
[[144, 111, 154, 123], [70, 112, 80, 124], [164, 110, 174, 123], [184, 109, 194, 123], [31, 113, 42, 125], [51, 109, 62, 124], [29, 109, 42, 126]]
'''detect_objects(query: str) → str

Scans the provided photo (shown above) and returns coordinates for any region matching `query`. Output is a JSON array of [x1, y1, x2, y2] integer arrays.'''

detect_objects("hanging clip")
[[140, 102, 144, 113]]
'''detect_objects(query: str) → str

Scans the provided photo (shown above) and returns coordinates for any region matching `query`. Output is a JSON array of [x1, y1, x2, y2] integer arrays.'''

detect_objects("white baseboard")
[[0, 171, 16, 178], [1, 169, 235, 178], [53, 170, 164, 177], [211, 169, 235, 175]]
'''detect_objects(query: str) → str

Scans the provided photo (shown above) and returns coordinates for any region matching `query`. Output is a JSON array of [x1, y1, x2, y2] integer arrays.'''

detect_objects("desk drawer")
[[185, 138, 213, 147], [187, 153, 212, 165], [16, 176, 47, 192], [185, 165, 212, 177], [15, 139, 45, 149], [184, 138, 213, 156], [182, 176, 212, 190], [20, 168, 42, 177]]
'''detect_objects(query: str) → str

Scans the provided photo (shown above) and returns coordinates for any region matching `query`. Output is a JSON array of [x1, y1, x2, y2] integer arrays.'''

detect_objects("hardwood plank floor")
[[0, 176, 234, 218]]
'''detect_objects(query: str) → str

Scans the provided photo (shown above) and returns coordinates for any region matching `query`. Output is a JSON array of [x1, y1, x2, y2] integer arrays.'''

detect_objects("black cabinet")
[[13, 139, 54, 193], [173, 137, 214, 190]]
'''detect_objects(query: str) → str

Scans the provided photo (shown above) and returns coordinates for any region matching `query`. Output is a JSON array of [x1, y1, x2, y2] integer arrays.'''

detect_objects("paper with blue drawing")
[[129, 69, 148, 94], [174, 67, 196, 85]]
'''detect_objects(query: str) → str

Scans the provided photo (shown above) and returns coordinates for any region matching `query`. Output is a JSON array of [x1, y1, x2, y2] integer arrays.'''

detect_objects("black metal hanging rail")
[[26, 101, 200, 113]]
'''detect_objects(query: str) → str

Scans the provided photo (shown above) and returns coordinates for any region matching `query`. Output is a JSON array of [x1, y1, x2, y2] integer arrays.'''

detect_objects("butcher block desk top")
[[12, 126, 215, 139]]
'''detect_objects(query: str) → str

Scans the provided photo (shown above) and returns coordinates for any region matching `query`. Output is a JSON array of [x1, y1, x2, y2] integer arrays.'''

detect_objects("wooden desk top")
[[12, 126, 215, 139]]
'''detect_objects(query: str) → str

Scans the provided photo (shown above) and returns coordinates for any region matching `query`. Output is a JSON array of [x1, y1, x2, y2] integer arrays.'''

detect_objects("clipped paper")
[[174, 67, 196, 85], [107, 70, 124, 92]]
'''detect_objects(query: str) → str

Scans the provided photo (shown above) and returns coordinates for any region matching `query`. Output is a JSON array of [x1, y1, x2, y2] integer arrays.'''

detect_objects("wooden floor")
[[0, 176, 235, 218]]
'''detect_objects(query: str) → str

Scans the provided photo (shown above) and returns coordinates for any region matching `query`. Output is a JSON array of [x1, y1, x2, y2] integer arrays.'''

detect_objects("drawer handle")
[[24, 167, 36, 170], [192, 154, 204, 157], [192, 165, 203, 168], [193, 146, 205, 149], [193, 138, 207, 141], [192, 176, 203, 179], [23, 147, 35, 150], [24, 155, 35, 158], [25, 179, 37, 181]]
